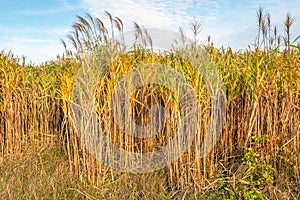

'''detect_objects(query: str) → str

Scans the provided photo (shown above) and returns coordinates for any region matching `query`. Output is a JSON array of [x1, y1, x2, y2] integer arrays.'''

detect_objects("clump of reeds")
[[0, 9, 299, 199], [0, 51, 78, 155]]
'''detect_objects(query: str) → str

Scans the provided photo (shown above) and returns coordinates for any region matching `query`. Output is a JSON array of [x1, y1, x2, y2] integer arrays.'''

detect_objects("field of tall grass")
[[0, 10, 299, 199]]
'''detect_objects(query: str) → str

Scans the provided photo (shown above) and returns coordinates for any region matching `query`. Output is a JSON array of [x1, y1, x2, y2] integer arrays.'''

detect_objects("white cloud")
[[12, 0, 83, 16], [83, 0, 300, 50], [82, 0, 204, 29], [0, 26, 67, 64], [13, 7, 78, 16], [2, 0, 300, 65], [0, 36, 65, 64]]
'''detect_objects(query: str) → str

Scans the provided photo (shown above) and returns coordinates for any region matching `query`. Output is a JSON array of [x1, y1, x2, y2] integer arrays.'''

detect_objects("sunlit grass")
[[0, 10, 299, 199]]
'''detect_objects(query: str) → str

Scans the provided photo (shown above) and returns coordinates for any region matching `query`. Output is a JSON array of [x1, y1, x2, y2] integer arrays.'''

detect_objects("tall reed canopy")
[[0, 10, 299, 199]]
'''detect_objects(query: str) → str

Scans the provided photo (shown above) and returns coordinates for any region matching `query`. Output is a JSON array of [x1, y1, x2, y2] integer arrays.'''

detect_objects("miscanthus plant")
[[0, 9, 299, 199]]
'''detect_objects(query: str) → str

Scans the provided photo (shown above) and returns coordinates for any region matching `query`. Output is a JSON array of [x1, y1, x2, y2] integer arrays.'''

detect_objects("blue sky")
[[0, 0, 299, 64]]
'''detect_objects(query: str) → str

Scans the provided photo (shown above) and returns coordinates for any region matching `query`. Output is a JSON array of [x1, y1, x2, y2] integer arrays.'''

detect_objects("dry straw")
[[0, 10, 299, 194]]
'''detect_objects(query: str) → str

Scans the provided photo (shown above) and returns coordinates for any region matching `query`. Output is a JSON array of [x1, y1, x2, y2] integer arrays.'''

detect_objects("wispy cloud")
[[83, 0, 195, 29], [1, 0, 300, 64], [83, 0, 300, 50], [0, 35, 65, 64], [12, 6, 81, 16], [0, 0, 85, 64], [0, 25, 70, 64]]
